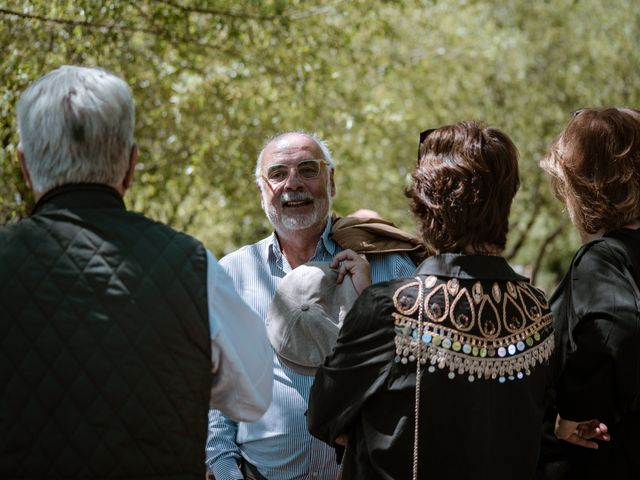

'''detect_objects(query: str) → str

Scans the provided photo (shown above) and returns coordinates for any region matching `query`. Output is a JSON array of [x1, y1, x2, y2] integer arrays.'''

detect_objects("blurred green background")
[[2, 0, 639, 291]]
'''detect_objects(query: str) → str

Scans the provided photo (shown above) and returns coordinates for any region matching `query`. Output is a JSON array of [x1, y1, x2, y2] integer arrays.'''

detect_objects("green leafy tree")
[[3, 0, 640, 290]]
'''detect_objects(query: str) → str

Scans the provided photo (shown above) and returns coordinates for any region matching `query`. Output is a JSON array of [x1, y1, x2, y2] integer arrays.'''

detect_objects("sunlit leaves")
[[2, 0, 640, 290]]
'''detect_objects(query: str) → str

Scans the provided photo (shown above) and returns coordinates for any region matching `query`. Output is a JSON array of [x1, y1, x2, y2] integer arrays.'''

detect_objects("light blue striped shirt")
[[206, 218, 415, 480]]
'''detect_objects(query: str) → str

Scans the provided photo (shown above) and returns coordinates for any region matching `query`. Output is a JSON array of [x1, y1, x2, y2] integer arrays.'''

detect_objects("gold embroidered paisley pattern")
[[392, 275, 554, 382], [450, 289, 475, 331], [392, 280, 422, 316], [424, 284, 449, 323]]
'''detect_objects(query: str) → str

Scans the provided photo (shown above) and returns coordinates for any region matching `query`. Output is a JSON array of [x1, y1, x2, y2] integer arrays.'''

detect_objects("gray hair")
[[17, 65, 135, 193], [254, 131, 335, 185]]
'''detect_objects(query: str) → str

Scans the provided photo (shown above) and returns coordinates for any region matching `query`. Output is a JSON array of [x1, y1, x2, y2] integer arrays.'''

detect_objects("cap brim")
[[277, 353, 318, 376]]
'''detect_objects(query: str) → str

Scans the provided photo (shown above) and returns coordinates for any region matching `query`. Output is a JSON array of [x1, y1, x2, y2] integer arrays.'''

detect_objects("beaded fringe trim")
[[394, 326, 554, 383], [392, 275, 555, 383]]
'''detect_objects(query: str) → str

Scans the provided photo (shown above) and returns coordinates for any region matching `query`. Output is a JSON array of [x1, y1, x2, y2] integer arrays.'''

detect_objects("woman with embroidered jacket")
[[536, 108, 640, 480], [307, 121, 555, 480]]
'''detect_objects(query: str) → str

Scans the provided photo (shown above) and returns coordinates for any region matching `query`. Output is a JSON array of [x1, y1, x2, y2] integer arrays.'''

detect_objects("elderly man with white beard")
[[205, 132, 415, 480]]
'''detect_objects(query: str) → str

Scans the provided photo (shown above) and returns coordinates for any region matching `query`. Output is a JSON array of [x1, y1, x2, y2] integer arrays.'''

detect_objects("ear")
[[329, 168, 336, 197], [121, 144, 138, 192], [17, 145, 34, 191]]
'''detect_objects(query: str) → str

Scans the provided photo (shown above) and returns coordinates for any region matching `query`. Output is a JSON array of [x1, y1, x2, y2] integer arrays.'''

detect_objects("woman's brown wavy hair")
[[541, 108, 640, 234], [406, 121, 519, 254]]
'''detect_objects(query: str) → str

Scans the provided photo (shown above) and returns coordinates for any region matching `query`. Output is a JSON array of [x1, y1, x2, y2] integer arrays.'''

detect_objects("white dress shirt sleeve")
[[206, 250, 273, 422]]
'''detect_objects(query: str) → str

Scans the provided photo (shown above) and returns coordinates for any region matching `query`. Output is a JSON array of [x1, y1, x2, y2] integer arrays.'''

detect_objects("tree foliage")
[[2, 0, 640, 290]]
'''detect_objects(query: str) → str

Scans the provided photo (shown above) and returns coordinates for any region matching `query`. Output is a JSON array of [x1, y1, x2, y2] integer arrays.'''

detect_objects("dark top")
[[308, 254, 554, 480], [538, 229, 640, 480], [0, 184, 211, 480]]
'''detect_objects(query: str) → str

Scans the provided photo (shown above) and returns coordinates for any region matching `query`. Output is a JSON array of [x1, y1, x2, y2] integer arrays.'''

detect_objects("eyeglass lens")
[[266, 160, 322, 183]]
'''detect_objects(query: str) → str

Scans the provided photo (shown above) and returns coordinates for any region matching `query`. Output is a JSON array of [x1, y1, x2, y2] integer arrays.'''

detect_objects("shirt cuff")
[[210, 457, 244, 480]]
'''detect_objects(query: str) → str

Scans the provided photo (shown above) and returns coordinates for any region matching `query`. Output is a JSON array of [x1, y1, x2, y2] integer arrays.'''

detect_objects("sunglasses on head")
[[418, 128, 436, 160]]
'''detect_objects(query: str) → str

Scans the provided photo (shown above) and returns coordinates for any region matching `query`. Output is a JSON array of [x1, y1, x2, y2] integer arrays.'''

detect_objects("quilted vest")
[[0, 184, 212, 480]]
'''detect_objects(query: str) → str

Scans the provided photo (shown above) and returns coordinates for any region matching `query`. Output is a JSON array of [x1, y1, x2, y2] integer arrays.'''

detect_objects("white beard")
[[264, 181, 333, 232]]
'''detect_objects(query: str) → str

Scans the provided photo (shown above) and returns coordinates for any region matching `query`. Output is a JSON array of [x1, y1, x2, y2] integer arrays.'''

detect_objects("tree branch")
[[149, 0, 284, 21], [505, 199, 541, 260], [0, 7, 235, 54], [530, 220, 568, 284], [149, 0, 337, 21], [0, 7, 162, 35]]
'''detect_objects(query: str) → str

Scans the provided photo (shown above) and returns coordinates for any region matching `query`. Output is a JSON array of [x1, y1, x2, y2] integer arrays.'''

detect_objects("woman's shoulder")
[[387, 270, 553, 381], [571, 232, 638, 276]]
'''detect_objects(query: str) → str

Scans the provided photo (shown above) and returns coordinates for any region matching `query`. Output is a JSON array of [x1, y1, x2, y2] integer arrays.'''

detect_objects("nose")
[[283, 167, 305, 190]]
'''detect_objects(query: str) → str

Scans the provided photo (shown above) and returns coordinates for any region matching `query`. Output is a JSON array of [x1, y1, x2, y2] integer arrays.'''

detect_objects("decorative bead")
[[447, 372, 455, 380], [492, 283, 501, 303], [462, 343, 472, 354], [472, 282, 483, 303], [507, 344, 516, 356], [441, 338, 451, 349], [447, 278, 459, 295], [516, 341, 525, 352]]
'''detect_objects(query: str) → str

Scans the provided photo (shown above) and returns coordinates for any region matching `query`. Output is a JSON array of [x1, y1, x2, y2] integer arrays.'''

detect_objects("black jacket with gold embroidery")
[[308, 253, 554, 480]]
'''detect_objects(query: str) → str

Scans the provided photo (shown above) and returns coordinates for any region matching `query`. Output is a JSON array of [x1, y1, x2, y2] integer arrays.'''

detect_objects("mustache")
[[281, 191, 314, 204]]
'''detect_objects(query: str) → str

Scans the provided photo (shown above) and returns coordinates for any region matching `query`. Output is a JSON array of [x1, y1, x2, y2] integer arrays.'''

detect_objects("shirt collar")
[[31, 183, 125, 215], [319, 216, 337, 255], [267, 216, 336, 267], [415, 253, 527, 282]]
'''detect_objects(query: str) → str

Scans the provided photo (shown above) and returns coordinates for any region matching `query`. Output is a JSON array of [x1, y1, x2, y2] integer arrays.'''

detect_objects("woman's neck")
[[579, 218, 640, 244], [461, 243, 502, 255]]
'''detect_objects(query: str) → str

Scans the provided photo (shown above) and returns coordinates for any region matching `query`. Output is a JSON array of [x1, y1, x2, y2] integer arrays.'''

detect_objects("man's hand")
[[555, 414, 610, 449], [331, 249, 371, 294]]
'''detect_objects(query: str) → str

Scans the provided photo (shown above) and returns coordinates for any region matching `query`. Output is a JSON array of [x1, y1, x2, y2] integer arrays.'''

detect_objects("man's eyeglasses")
[[418, 128, 436, 160], [263, 159, 328, 185]]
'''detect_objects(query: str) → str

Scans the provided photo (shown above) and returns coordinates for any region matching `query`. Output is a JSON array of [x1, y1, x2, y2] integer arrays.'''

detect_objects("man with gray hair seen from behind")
[[205, 132, 416, 480], [0, 66, 272, 480]]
